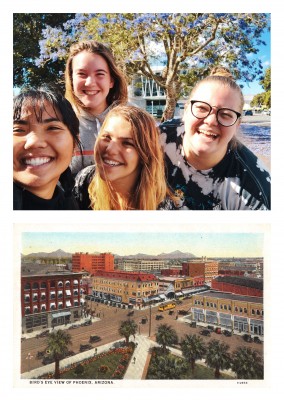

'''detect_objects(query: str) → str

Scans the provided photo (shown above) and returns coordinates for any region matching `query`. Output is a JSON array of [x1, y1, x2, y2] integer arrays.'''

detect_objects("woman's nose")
[[203, 109, 219, 125], [85, 75, 95, 86], [106, 140, 119, 153], [24, 131, 47, 149]]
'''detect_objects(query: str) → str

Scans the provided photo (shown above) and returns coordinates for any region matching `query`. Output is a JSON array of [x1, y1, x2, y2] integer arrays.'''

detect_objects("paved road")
[[241, 114, 270, 126], [21, 298, 263, 374]]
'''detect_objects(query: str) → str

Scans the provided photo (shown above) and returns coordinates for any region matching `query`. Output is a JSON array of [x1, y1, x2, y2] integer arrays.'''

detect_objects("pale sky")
[[21, 231, 264, 258]]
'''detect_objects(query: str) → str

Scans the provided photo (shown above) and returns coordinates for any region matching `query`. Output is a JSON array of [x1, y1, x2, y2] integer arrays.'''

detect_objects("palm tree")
[[155, 324, 178, 353], [205, 339, 231, 379], [147, 355, 187, 379], [231, 346, 264, 379], [180, 334, 207, 374], [118, 319, 138, 345], [46, 329, 72, 379]]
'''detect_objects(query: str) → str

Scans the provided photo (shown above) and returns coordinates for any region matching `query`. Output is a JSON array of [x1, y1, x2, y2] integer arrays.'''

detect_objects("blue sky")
[[21, 231, 264, 258], [238, 30, 271, 95]]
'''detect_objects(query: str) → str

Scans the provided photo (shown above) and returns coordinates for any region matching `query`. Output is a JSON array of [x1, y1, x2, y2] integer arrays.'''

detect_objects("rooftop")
[[194, 290, 263, 304]]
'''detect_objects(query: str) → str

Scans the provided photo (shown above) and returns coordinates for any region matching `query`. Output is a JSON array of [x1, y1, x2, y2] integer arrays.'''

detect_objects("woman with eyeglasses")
[[160, 66, 271, 210]]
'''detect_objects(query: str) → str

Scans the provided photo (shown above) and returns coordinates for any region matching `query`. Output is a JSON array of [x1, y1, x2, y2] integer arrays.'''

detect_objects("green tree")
[[46, 329, 72, 379], [18, 13, 269, 121], [251, 66, 271, 108], [180, 334, 207, 374], [13, 13, 75, 89], [118, 319, 138, 345], [205, 340, 231, 379], [231, 346, 264, 379], [155, 324, 178, 353], [147, 354, 187, 379]]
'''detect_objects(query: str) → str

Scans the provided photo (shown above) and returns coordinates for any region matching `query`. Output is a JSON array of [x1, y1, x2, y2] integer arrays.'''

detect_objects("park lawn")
[[60, 350, 132, 379], [146, 353, 233, 380]]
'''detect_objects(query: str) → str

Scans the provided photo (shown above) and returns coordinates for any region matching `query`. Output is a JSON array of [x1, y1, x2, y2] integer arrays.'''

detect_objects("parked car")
[[244, 110, 253, 116], [82, 320, 92, 326], [155, 314, 164, 320], [42, 355, 54, 365], [89, 335, 102, 343], [200, 329, 211, 337], [69, 324, 80, 329], [169, 310, 174, 315], [141, 317, 148, 324], [253, 336, 262, 344], [207, 325, 214, 331], [243, 334, 253, 342], [80, 343, 93, 352], [127, 311, 134, 317], [178, 309, 188, 315], [190, 321, 196, 328], [36, 329, 49, 339], [222, 330, 232, 337], [36, 350, 45, 359]]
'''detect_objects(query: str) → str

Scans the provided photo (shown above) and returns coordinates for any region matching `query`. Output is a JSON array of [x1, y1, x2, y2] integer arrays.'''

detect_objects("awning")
[[50, 291, 55, 295], [175, 292, 183, 296], [73, 280, 78, 284], [66, 301, 71, 307], [50, 302, 56, 307], [159, 294, 166, 300], [52, 311, 71, 319], [66, 290, 71, 296]]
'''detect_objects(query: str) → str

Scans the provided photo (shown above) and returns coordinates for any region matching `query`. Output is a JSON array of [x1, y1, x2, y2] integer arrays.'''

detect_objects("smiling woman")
[[73, 105, 182, 210], [160, 66, 271, 210], [13, 86, 81, 210]]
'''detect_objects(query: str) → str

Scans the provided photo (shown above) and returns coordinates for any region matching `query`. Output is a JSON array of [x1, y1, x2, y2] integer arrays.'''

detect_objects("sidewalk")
[[124, 335, 156, 379]]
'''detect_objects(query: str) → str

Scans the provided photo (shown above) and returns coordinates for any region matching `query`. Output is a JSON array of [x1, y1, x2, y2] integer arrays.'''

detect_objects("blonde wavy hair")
[[65, 40, 128, 114], [88, 105, 172, 210]]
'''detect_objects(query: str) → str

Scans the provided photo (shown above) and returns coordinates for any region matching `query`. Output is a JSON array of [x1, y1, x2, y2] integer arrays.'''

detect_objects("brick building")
[[72, 252, 114, 274], [190, 290, 263, 336], [211, 276, 263, 297], [21, 264, 84, 333], [158, 275, 206, 298], [182, 259, 219, 285], [91, 270, 159, 307]]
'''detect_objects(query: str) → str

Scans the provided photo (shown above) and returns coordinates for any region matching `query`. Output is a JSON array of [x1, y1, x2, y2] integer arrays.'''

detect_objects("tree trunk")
[[54, 358, 60, 379], [215, 366, 220, 379], [191, 359, 195, 374], [161, 82, 179, 123]]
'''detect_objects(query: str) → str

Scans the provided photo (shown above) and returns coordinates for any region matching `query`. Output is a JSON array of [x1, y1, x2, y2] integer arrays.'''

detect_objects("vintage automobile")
[[200, 329, 211, 337], [89, 335, 102, 343]]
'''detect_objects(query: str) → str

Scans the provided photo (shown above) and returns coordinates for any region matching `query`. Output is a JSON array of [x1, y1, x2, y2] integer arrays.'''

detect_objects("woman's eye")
[[123, 141, 134, 147], [13, 126, 26, 134]]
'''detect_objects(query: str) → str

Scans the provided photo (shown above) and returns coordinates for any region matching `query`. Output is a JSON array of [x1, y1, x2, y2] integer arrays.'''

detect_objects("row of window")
[[24, 300, 81, 315], [194, 300, 263, 315], [24, 289, 81, 302], [95, 280, 157, 287], [24, 279, 81, 291]]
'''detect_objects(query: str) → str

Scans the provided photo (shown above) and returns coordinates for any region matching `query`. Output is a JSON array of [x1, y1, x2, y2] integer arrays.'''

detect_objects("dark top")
[[13, 182, 79, 210], [160, 120, 271, 210]]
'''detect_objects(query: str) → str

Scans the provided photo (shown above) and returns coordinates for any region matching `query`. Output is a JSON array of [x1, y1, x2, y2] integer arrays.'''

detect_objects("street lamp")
[[26, 352, 33, 371]]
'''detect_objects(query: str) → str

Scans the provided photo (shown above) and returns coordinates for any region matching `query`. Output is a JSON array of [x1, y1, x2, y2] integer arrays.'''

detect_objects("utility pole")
[[148, 304, 152, 337]]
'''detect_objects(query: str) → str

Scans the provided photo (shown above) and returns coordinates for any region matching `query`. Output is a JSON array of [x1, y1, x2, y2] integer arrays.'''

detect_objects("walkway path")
[[21, 334, 235, 380]]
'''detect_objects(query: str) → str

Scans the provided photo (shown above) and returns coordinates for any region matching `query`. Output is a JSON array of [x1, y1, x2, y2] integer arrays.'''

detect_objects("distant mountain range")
[[22, 249, 195, 260]]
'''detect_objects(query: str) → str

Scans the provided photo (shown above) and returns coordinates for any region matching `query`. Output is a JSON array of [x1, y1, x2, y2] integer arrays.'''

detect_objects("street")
[[21, 298, 263, 374]]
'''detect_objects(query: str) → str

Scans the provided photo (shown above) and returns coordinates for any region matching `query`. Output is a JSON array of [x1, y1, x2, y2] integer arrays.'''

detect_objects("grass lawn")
[[146, 353, 233, 380], [41, 347, 133, 380]]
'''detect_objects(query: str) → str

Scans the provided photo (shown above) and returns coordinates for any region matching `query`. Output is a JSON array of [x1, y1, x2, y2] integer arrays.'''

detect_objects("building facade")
[[211, 276, 263, 297], [182, 259, 219, 285], [191, 290, 263, 336], [91, 271, 159, 307], [72, 252, 114, 274], [21, 268, 84, 333], [117, 259, 166, 272]]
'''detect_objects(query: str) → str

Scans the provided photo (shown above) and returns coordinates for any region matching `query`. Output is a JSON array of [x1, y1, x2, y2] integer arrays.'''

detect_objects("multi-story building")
[[72, 252, 114, 274], [21, 264, 84, 333], [190, 290, 263, 336], [211, 276, 263, 297], [91, 270, 159, 307], [117, 259, 166, 272], [182, 258, 219, 285], [158, 276, 205, 298]]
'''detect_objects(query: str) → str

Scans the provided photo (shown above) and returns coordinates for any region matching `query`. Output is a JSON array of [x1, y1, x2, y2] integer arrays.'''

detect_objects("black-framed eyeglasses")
[[190, 100, 241, 127]]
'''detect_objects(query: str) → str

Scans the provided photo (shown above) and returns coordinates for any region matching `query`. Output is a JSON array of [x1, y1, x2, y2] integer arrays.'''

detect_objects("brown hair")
[[88, 105, 173, 210], [65, 40, 128, 114], [188, 65, 244, 112]]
